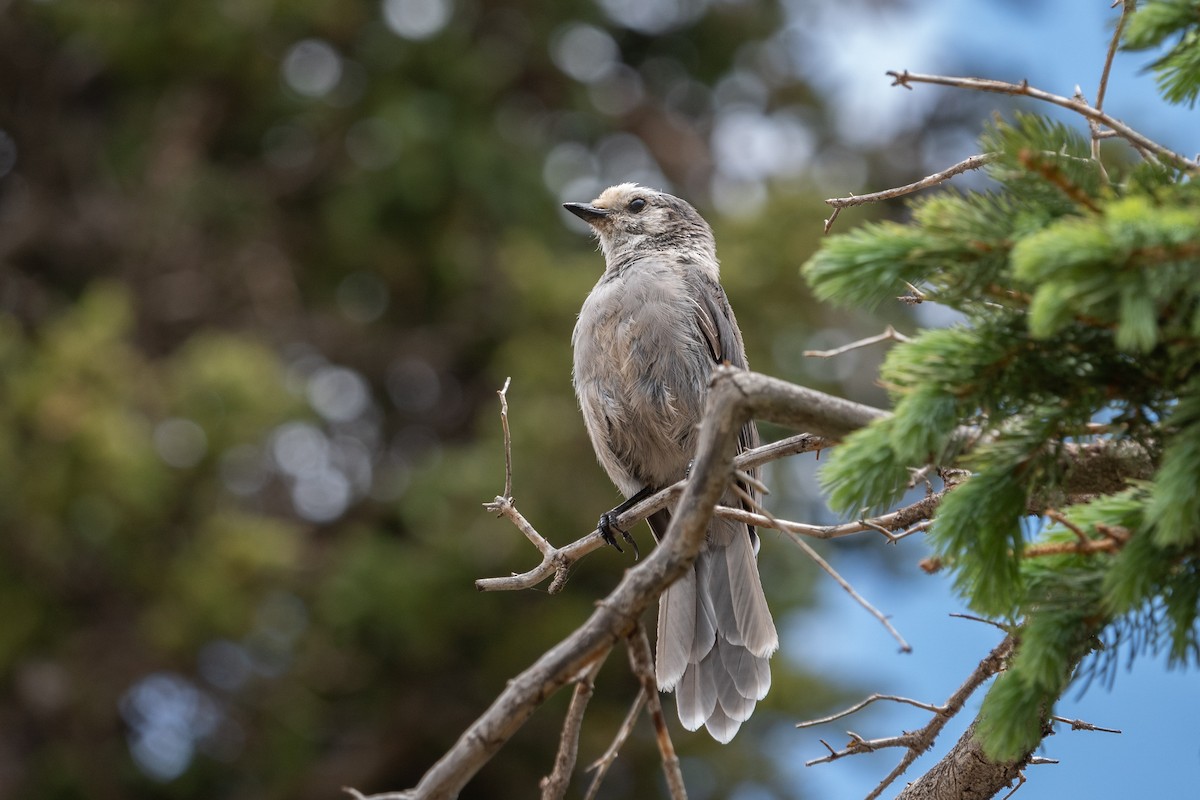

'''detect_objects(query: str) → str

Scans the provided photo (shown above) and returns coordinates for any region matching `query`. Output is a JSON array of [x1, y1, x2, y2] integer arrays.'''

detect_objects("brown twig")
[[498, 377, 514, 498], [539, 659, 605, 800], [627, 622, 687, 799], [1091, 1, 1134, 163], [823, 153, 996, 232], [885, 70, 1200, 172], [803, 325, 913, 358]]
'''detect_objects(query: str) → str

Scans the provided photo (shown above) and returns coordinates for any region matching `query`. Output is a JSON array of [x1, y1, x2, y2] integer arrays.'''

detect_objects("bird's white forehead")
[[594, 182, 657, 208]]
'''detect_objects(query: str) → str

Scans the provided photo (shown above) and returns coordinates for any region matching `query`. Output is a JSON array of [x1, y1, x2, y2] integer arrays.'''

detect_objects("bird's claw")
[[598, 512, 640, 560]]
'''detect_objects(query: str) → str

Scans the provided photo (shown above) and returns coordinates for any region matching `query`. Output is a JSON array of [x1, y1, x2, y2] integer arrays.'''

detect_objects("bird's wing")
[[690, 272, 762, 461]]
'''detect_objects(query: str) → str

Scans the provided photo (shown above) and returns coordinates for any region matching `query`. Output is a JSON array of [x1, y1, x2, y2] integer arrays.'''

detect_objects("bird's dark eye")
[[628, 198, 647, 213]]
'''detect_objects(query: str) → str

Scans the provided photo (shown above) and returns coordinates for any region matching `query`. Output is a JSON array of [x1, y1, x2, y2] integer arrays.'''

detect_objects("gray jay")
[[565, 183, 777, 743]]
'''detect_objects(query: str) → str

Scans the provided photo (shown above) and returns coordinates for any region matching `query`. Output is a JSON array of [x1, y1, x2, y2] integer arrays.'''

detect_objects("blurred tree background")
[[0, 0, 976, 797]]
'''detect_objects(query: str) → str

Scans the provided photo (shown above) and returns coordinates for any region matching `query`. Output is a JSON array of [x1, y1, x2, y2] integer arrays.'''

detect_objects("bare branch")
[[823, 153, 996, 232], [415, 367, 1158, 799], [797, 694, 943, 729], [803, 325, 913, 358], [539, 659, 605, 800], [885, 70, 1200, 172], [784, 530, 912, 653], [627, 623, 687, 799], [388, 367, 764, 798]]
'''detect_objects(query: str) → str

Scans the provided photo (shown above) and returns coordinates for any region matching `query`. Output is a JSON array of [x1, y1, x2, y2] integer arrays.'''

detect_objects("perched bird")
[[566, 183, 777, 743]]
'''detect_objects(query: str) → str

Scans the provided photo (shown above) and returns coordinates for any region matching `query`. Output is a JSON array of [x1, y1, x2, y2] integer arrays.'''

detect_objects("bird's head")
[[564, 183, 717, 272]]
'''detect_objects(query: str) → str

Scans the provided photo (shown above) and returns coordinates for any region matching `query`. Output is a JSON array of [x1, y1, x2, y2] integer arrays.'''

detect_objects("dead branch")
[[803, 325, 913, 357], [1050, 715, 1122, 735], [823, 154, 996, 232], [368, 367, 762, 799], [395, 368, 1159, 800], [498, 377, 513, 498], [885, 70, 1200, 172], [797, 694, 942, 729], [627, 623, 686, 799]]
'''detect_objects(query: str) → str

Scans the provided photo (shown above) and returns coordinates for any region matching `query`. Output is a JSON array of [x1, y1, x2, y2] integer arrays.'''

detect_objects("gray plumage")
[[566, 183, 778, 743]]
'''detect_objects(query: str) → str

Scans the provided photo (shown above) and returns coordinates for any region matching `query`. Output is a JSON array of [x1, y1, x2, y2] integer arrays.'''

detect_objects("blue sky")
[[767, 3, 1199, 798]]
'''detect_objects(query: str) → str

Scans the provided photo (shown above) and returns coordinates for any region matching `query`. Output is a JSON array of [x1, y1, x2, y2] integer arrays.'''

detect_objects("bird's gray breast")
[[572, 262, 711, 494]]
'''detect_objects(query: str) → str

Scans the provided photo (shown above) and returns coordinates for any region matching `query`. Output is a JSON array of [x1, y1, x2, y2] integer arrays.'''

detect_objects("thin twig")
[[823, 153, 996, 232], [539, 659, 605, 800], [498, 377, 513, 499], [797, 694, 943, 729], [803, 325, 913, 358], [1050, 715, 1122, 735], [948, 612, 1010, 633], [583, 689, 648, 800], [885, 70, 1200, 172], [1091, 1, 1133, 162], [782, 530, 912, 653], [627, 623, 687, 799]]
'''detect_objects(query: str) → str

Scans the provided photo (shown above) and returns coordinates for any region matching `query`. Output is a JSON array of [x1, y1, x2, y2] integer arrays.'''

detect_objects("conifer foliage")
[[803, 0, 1200, 764]]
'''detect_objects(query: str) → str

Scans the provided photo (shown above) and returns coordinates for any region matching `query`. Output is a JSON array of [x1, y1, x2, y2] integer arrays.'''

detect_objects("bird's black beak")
[[563, 202, 610, 223]]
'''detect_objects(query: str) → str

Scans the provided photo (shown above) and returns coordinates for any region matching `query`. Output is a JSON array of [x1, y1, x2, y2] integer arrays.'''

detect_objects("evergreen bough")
[[803, 0, 1200, 763]]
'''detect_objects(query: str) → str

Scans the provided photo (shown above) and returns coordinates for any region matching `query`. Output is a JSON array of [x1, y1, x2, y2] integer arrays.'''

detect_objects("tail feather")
[[717, 635, 772, 701], [655, 511, 776, 743], [708, 641, 757, 722], [722, 518, 778, 658], [675, 654, 717, 731], [703, 700, 742, 744], [655, 565, 696, 691]]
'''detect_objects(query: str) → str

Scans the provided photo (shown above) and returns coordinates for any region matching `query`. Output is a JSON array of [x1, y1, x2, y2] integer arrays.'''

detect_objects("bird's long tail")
[[652, 509, 777, 743]]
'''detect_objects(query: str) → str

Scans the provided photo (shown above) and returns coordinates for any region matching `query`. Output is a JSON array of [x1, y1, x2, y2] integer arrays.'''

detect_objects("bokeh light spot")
[[282, 39, 343, 98], [382, 0, 453, 40], [550, 24, 618, 84], [154, 418, 208, 469], [307, 366, 370, 423]]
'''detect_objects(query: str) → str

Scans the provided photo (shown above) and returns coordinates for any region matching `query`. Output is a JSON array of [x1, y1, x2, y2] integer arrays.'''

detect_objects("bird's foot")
[[598, 512, 640, 560]]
